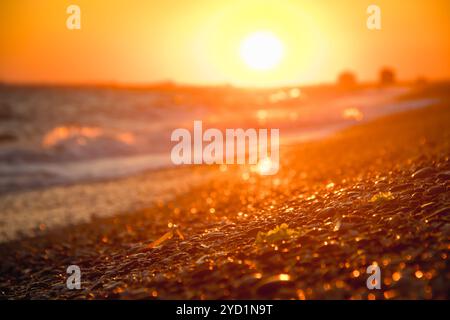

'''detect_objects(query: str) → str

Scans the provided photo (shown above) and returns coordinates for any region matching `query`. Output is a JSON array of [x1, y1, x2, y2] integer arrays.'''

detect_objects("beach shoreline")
[[0, 85, 437, 196]]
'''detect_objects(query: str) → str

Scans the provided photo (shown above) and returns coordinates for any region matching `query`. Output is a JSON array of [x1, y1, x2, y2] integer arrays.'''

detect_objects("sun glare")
[[239, 31, 284, 71]]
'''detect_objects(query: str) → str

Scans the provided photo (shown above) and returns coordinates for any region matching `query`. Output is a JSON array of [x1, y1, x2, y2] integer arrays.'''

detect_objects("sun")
[[239, 31, 284, 71]]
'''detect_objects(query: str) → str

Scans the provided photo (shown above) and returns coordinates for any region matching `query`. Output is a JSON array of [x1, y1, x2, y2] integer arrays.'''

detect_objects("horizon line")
[[1, 77, 448, 91]]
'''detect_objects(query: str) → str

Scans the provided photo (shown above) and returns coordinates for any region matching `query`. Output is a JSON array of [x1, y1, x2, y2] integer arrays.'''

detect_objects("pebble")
[[436, 171, 450, 180], [411, 167, 436, 179], [390, 183, 414, 192], [425, 207, 450, 220], [426, 185, 446, 195], [317, 207, 336, 219], [255, 274, 295, 297]]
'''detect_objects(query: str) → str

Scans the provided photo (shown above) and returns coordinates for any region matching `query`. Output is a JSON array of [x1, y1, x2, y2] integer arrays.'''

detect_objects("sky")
[[0, 0, 449, 87]]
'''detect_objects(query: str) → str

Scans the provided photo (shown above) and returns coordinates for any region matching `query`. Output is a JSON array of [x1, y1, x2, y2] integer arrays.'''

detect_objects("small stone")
[[202, 232, 225, 240], [390, 183, 413, 192], [195, 255, 209, 265], [426, 185, 445, 195], [436, 171, 450, 180], [424, 207, 450, 220], [410, 192, 422, 200], [411, 167, 435, 179], [256, 274, 295, 297], [237, 273, 263, 289], [317, 207, 336, 219]]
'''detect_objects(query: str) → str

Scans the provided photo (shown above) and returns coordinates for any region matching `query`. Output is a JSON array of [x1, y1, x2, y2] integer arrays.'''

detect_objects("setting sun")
[[239, 31, 284, 71]]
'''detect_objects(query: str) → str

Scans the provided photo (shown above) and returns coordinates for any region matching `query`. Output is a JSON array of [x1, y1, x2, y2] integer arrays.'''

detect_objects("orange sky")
[[0, 0, 449, 87]]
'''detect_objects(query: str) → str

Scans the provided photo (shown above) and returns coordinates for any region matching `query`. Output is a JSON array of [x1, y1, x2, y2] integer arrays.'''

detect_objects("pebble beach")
[[1, 85, 449, 300]]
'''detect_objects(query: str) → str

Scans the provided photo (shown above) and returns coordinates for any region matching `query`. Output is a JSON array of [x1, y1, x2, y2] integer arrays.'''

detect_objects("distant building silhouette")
[[337, 71, 357, 89], [379, 68, 396, 86]]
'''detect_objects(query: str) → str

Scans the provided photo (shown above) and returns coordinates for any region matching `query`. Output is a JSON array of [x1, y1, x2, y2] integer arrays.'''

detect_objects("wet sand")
[[0, 102, 449, 299], [0, 167, 215, 242]]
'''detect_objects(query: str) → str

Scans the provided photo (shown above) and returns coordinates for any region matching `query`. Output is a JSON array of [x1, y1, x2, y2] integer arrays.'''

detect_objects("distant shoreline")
[[2, 79, 448, 92]]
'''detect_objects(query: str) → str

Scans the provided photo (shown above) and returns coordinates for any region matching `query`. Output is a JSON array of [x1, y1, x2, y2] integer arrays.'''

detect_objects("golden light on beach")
[[0, 0, 450, 303], [239, 31, 284, 71], [257, 158, 274, 175]]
